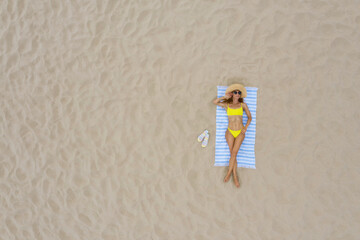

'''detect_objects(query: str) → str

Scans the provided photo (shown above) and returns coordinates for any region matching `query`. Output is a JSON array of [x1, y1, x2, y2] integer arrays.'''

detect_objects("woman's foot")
[[233, 174, 240, 188], [224, 171, 231, 182]]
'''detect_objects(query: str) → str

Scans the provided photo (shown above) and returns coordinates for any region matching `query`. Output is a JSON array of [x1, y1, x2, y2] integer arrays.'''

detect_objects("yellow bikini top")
[[227, 103, 243, 116]]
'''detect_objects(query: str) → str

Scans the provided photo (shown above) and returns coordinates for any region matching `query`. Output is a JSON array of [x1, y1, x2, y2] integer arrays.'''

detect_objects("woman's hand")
[[224, 92, 232, 99], [241, 127, 247, 135]]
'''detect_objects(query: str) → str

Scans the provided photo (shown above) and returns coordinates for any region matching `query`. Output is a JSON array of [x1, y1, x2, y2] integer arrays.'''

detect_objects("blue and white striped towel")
[[215, 86, 258, 169]]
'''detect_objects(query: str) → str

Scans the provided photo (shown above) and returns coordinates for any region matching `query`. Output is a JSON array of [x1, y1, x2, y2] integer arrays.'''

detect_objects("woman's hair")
[[223, 90, 244, 103], [223, 97, 244, 104]]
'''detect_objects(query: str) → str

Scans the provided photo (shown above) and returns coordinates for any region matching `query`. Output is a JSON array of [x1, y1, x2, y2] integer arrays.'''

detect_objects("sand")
[[1, 0, 360, 239]]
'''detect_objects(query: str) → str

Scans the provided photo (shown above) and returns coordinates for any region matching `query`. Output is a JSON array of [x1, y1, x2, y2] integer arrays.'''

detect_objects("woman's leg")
[[231, 133, 245, 187], [224, 129, 235, 182], [227, 130, 241, 172]]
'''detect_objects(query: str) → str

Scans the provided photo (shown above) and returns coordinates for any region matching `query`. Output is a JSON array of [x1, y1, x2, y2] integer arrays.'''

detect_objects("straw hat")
[[225, 83, 247, 98]]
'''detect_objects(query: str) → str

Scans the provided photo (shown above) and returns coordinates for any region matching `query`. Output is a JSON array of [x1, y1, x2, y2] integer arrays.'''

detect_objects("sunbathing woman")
[[212, 84, 252, 188]]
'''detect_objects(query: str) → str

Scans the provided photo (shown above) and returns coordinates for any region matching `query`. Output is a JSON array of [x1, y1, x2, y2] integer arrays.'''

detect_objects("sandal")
[[201, 131, 210, 147], [197, 130, 208, 142]]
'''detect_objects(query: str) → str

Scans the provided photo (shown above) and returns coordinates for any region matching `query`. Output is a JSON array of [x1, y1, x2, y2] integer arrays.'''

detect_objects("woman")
[[212, 84, 252, 188]]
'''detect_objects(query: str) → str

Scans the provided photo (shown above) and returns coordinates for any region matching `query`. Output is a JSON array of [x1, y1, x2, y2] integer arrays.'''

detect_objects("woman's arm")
[[242, 102, 252, 129], [213, 96, 228, 109]]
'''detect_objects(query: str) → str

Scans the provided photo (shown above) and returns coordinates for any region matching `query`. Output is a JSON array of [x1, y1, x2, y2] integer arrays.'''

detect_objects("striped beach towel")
[[215, 86, 258, 169]]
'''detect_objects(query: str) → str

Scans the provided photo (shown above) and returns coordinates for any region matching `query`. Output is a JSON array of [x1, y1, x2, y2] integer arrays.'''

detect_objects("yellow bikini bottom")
[[228, 127, 242, 138]]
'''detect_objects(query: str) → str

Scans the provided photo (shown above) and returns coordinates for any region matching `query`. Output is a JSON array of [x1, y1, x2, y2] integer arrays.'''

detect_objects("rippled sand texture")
[[2, 0, 360, 239]]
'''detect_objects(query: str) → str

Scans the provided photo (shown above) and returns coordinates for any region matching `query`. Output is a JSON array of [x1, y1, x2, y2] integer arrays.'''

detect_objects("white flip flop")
[[201, 131, 210, 147], [197, 130, 208, 142]]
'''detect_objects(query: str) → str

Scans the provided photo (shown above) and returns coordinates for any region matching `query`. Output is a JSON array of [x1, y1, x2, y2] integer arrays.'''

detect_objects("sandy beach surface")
[[2, 0, 360, 239]]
